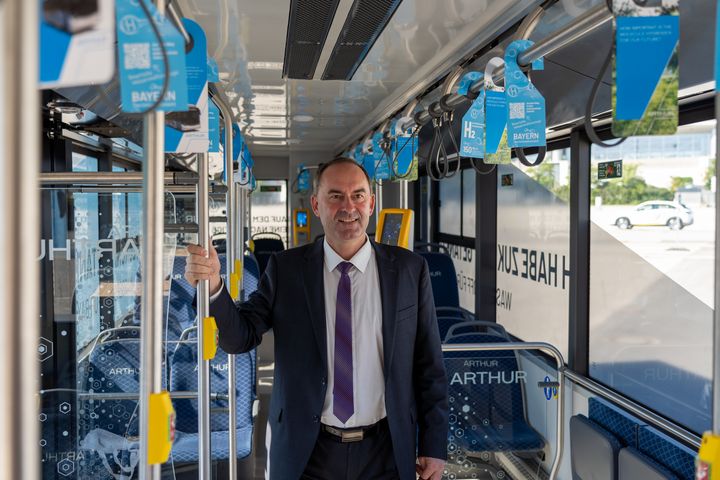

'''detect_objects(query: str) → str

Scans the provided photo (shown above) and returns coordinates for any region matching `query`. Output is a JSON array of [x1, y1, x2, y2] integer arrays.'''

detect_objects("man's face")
[[311, 163, 375, 246]]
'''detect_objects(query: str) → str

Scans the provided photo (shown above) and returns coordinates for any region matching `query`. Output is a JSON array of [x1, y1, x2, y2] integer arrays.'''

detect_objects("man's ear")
[[310, 195, 320, 216]]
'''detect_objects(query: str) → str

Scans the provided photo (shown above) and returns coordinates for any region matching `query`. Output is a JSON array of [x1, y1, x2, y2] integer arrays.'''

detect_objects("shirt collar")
[[324, 235, 372, 273]]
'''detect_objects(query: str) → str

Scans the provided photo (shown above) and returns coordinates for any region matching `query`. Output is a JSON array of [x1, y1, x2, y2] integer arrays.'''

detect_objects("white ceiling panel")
[[178, 0, 541, 155]]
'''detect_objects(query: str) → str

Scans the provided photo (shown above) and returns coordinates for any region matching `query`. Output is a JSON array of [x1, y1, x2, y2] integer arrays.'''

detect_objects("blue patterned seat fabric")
[[443, 331, 546, 453], [415, 250, 475, 341]]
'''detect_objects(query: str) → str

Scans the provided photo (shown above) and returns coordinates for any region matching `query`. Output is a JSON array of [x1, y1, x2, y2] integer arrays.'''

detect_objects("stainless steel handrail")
[[399, 3, 612, 132], [39, 389, 230, 402], [39, 171, 199, 185], [563, 369, 702, 448], [210, 85, 240, 480], [3, 0, 40, 478], [442, 342, 565, 480], [197, 153, 212, 480], [138, 1, 167, 476]]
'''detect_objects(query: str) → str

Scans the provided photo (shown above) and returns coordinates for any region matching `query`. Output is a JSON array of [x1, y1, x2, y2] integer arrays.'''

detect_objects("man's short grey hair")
[[312, 157, 372, 195]]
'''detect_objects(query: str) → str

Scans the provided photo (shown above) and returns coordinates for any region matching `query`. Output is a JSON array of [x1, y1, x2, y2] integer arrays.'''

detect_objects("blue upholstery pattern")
[[243, 252, 260, 297], [416, 251, 460, 309], [252, 236, 284, 274], [637, 427, 695, 480], [588, 397, 645, 447], [77, 336, 144, 478], [169, 340, 256, 460], [443, 332, 546, 455]]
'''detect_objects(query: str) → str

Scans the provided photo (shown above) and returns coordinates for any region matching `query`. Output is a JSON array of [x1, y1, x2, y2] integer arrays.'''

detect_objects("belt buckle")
[[341, 429, 364, 443]]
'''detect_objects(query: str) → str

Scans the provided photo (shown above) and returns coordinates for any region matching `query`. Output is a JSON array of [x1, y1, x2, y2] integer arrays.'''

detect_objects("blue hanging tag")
[[362, 138, 376, 182], [457, 71, 482, 97], [353, 145, 364, 165], [116, 0, 188, 113], [40, 0, 116, 88], [612, 0, 679, 136], [208, 99, 220, 153], [165, 18, 209, 153], [297, 163, 310, 193], [372, 132, 391, 180], [484, 57, 512, 164], [207, 58, 220, 83], [504, 39, 546, 149], [460, 91, 485, 159]]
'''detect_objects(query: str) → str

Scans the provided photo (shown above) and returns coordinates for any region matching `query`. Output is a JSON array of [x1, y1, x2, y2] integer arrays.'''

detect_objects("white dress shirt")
[[321, 236, 386, 428]]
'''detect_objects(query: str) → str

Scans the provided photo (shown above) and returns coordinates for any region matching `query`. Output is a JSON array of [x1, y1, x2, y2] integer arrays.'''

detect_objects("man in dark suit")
[[185, 158, 448, 480]]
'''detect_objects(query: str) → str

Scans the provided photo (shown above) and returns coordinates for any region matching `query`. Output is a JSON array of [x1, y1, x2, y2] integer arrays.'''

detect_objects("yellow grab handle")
[[203, 316, 218, 360], [148, 391, 175, 464], [697, 432, 720, 480], [230, 273, 240, 300]]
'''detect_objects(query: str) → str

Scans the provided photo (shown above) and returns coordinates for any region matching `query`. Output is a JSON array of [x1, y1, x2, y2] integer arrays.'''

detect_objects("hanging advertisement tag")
[[297, 163, 310, 193], [612, 0, 679, 136], [505, 39, 546, 149], [392, 117, 419, 182], [165, 19, 209, 153], [208, 58, 220, 83], [458, 71, 485, 159], [116, 0, 188, 112], [362, 138, 377, 182], [40, 0, 115, 88], [208, 99, 220, 153], [353, 145, 364, 165], [484, 57, 511, 164], [373, 132, 392, 181]]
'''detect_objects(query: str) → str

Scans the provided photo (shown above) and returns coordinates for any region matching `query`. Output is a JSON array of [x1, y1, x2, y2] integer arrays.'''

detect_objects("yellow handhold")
[[148, 391, 175, 464], [697, 432, 720, 480], [203, 316, 218, 360], [230, 272, 240, 300]]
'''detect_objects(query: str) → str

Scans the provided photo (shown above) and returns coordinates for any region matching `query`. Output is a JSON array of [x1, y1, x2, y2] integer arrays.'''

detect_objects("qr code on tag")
[[123, 43, 151, 70], [509, 102, 525, 120]]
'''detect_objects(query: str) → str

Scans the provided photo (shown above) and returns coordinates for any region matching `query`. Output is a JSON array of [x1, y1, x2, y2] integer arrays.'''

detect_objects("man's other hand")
[[184, 244, 222, 295], [416, 456, 444, 480]]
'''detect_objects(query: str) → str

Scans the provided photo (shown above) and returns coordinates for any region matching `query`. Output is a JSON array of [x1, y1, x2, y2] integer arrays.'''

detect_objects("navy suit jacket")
[[210, 238, 448, 479]]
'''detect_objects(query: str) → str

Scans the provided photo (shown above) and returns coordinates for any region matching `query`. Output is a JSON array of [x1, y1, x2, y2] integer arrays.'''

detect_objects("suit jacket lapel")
[[303, 240, 328, 370], [373, 241, 398, 381]]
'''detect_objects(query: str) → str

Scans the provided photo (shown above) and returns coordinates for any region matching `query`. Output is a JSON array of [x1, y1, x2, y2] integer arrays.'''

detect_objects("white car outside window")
[[614, 201, 693, 230]]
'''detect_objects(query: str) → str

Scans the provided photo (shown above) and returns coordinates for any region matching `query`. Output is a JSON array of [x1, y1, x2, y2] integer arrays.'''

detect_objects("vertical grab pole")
[[375, 180, 383, 230], [138, 1, 166, 478], [217, 97, 239, 480], [0, 0, 40, 478], [399, 180, 409, 209], [196, 153, 212, 480], [713, 75, 720, 435]]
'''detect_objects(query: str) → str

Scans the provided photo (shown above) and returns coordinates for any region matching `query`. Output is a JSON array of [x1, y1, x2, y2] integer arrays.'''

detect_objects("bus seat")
[[570, 415, 621, 480], [169, 338, 256, 461], [444, 320, 507, 343], [77, 332, 144, 478], [637, 426, 696, 480], [619, 447, 679, 480], [588, 397, 645, 447], [251, 233, 285, 274], [443, 331, 546, 456], [415, 250, 461, 309], [243, 252, 261, 296]]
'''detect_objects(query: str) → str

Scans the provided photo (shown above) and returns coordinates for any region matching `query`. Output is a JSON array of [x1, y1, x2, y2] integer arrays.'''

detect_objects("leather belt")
[[321, 418, 387, 443]]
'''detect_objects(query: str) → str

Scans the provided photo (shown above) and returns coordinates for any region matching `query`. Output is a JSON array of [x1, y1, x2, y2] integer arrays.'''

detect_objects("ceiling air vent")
[[321, 0, 402, 80], [283, 0, 341, 79]]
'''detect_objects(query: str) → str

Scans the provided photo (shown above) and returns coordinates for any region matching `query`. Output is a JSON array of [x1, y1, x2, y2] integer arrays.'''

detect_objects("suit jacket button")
[[313, 415, 320, 423], [321, 377, 327, 386]]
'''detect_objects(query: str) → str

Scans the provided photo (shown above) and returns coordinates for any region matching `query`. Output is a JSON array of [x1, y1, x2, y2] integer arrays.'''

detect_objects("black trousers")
[[301, 420, 400, 480]]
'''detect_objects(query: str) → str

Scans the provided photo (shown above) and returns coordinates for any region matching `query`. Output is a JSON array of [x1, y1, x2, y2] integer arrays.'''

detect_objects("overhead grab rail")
[[39, 171, 199, 185], [377, 3, 613, 165]]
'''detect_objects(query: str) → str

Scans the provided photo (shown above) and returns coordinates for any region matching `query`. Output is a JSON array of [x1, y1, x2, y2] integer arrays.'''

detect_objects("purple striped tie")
[[333, 261, 354, 424]]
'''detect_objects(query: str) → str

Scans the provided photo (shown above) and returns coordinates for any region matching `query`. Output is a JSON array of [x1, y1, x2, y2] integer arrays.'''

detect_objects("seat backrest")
[[570, 415, 621, 480], [444, 320, 508, 343], [170, 337, 256, 434], [637, 426, 696, 480], [416, 251, 459, 309], [444, 332, 529, 434], [243, 252, 261, 297], [619, 447, 679, 480]]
